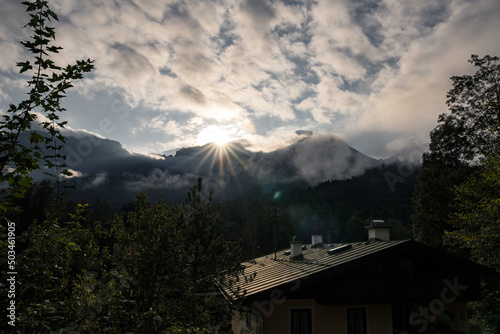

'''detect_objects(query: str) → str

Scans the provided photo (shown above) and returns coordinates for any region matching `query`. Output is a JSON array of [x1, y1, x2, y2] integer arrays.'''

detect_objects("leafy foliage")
[[412, 156, 473, 248], [0, 0, 94, 211], [3, 204, 108, 333], [442, 55, 500, 163], [75, 181, 244, 333], [1, 2, 96, 332], [412, 55, 500, 332], [2, 182, 245, 333], [445, 150, 500, 333], [412, 55, 500, 248], [97, 194, 192, 332], [446, 152, 500, 269], [179, 179, 244, 289]]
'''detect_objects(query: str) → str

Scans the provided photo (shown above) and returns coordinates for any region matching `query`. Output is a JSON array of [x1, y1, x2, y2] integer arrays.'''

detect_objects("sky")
[[1, 0, 500, 158]]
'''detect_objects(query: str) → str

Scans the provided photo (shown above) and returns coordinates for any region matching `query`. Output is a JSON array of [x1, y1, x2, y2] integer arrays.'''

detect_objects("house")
[[221, 221, 496, 334]]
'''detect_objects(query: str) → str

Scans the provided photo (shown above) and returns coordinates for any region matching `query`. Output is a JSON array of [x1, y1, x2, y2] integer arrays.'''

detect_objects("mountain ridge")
[[23, 130, 424, 207]]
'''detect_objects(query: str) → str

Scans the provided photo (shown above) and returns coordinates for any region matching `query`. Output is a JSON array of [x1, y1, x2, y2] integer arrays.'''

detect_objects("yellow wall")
[[367, 304, 392, 334], [232, 299, 392, 334]]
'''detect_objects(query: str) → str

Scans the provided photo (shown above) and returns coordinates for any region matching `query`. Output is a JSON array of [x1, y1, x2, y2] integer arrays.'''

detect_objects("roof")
[[220, 239, 497, 302], [221, 239, 408, 300]]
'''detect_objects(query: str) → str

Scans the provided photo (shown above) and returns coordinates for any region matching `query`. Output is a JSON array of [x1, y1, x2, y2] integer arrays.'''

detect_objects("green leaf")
[[17, 61, 33, 73], [46, 10, 58, 21], [66, 242, 82, 252]]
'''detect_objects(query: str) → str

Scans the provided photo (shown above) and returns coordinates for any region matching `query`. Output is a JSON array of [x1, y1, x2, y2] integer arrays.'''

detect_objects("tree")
[[4, 179, 58, 235], [2, 204, 108, 333], [446, 151, 500, 270], [412, 55, 500, 248], [412, 54, 500, 333], [343, 214, 366, 242], [0, 2, 95, 332], [92, 181, 246, 333], [445, 150, 500, 333], [411, 155, 473, 248], [0, 0, 94, 211], [96, 194, 192, 333], [443, 55, 500, 163], [178, 179, 244, 289]]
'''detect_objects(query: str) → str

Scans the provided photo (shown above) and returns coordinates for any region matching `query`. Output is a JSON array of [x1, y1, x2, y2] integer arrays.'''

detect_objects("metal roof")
[[221, 239, 410, 300]]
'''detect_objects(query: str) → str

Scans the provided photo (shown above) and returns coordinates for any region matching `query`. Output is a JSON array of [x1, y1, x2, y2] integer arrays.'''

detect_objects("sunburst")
[[192, 127, 248, 199], [196, 125, 233, 147]]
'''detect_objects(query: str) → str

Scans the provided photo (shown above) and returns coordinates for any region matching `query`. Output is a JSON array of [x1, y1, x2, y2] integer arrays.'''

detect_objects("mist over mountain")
[[26, 129, 424, 208], [250, 133, 380, 185]]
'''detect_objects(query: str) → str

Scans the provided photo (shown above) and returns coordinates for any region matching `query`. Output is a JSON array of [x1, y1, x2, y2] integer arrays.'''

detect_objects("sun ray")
[[190, 125, 251, 200], [187, 141, 248, 200], [196, 125, 233, 147]]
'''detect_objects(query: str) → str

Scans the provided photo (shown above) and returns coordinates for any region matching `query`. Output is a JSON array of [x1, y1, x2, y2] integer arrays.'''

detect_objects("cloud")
[[108, 43, 156, 82], [146, 116, 184, 136], [179, 85, 207, 105], [61, 169, 86, 179], [237, 0, 277, 56], [1, 0, 499, 158], [291, 133, 377, 185], [128, 0, 169, 22], [343, 0, 500, 141], [247, 132, 379, 186], [83, 171, 108, 190], [124, 169, 197, 192], [296, 130, 313, 137]]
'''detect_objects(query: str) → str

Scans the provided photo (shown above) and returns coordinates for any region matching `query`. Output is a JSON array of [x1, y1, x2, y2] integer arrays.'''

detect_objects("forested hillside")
[[224, 161, 418, 257]]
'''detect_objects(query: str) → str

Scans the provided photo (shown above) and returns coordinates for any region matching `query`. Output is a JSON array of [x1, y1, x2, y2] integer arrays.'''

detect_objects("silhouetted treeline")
[[11, 162, 418, 260], [224, 162, 418, 258]]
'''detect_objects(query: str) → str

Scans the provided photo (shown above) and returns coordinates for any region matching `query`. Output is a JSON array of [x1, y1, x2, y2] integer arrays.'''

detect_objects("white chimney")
[[311, 233, 323, 246], [290, 236, 304, 260], [365, 220, 392, 241]]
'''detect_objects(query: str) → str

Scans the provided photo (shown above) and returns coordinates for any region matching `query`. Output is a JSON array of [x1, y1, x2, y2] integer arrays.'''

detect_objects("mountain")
[[25, 130, 416, 208], [250, 133, 380, 185]]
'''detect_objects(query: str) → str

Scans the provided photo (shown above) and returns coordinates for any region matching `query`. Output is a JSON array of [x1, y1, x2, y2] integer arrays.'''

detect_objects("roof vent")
[[327, 244, 352, 255], [365, 220, 392, 241], [290, 236, 304, 261]]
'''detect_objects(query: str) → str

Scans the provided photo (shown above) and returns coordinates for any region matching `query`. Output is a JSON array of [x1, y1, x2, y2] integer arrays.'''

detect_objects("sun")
[[196, 125, 233, 147], [213, 130, 232, 146]]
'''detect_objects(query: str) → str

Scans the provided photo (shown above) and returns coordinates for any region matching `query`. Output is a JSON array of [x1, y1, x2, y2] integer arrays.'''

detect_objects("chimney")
[[365, 220, 392, 241], [311, 230, 323, 247], [290, 236, 304, 260]]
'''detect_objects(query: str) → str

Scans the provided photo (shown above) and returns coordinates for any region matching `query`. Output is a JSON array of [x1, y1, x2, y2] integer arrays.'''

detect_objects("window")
[[291, 308, 312, 334], [347, 308, 367, 334]]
